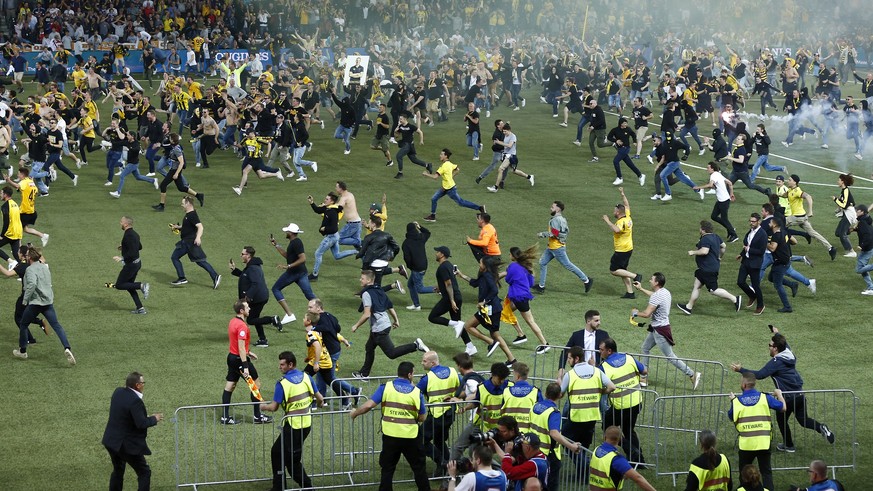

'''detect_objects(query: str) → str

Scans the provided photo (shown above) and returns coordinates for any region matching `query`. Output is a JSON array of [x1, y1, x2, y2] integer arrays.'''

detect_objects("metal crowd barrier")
[[173, 401, 278, 489], [651, 389, 858, 485]]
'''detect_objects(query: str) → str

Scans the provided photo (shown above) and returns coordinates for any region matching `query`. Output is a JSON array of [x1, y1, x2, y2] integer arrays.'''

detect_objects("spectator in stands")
[[589, 426, 656, 491]]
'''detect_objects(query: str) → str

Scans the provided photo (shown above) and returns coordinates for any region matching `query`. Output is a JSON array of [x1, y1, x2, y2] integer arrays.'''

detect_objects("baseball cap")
[[434, 246, 451, 258], [370, 202, 383, 212], [519, 433, 541, 447], [775, 175, 784, 181], [282, 223, 303, 234]]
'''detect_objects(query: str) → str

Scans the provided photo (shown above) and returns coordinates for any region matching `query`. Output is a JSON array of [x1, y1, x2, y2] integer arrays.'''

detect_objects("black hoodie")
[[231, 256, 268, 303], [401, 223, 431, 272]]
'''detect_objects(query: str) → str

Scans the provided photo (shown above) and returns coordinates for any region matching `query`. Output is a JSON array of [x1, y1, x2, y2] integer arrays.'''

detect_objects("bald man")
[[789, 460, 844, 491], [416, 350, 461, 476]]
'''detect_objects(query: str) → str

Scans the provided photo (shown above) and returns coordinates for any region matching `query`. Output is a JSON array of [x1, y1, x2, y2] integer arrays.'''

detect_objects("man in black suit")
[[102, 372, 163, 491], [737, 212, 769, 315], [559, 309, 610, 367]]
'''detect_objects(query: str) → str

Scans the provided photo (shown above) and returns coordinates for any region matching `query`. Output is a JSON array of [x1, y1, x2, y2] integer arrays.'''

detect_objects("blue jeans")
[[431, 186, 480, 214], [466, 131, 480, 158], [116, 163, 156, 194], [539, 246, 588, 287], [660, 161, 696, 195], [29, 161, 50, 193], [407, 270, 435, 307], [759, 253, 810, 284], [608, 94, 621, 108], [750, 154, 785, 181], [191, 138, 201, 165], [679, 124, 703, 149], [338, 221, 362, 247], [334, 125, 352, 151], [271, 270, 316, 302], [177, 108, 189, 134], [105, 150, 122, 182], [546, 90, 561, 115], [19, 303, 70, 352], [171, 240, 218, 281], [221, 125, 237, 148], [322, 351, 356, 405], [770, 263, 792, 309], [313, 233, 341, 275], [145, 145, 160, 173], [292, 146, 316, 177], [856, 249, 873, 289], [478, 152, 503, 180], [575, 115, 590, 141], [510, 84, 522, 107]]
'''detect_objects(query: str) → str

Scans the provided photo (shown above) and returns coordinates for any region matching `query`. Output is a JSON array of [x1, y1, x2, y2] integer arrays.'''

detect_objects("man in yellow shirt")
[[422, 148, 484, 222], [0, 186, 23, 266], [602, 187, 641, 298], [4, 168, 49, 247], [780, 174, 837, 260]]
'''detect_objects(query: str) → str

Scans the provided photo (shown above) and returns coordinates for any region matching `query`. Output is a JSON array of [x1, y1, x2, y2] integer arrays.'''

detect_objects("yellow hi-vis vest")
[[732, 393, 772, 451], [425, 366, 460, 419], [529, 402, 560, 460], [737, 487, 770, 491], [4, 199, 23, 240], [568, 367, 603, 423], [501, 382, 539, 431], [474, 382, 505, 430], [588, 444, 621, 490], [601, 354, 642, 410], [689, 453, 731, 490], [381, 380, 422, 439], [279, 374, 315, 429]]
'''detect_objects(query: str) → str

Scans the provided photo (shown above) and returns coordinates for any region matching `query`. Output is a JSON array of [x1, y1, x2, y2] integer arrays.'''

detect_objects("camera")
[[454, 456, 475, 474], [469, 428, 497, 444]]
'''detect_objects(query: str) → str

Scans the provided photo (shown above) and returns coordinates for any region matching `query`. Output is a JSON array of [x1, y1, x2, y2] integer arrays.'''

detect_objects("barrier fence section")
[[652, 389, 858, 484], [174, 402, 278, 489]]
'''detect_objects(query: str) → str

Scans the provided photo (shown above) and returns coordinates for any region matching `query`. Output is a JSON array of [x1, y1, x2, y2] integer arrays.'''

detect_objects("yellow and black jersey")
[[242, 136, 272, 159], [49, 90, 68, 102], [187, 81, 203, 100], [84, 100, 99, 120], [172, 91, 191, 111], [192, 36, 205, 53], [112, 45, 128, 59]]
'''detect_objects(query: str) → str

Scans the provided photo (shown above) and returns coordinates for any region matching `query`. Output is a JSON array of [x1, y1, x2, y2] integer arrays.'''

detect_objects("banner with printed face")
[[343, 55, 369, 86]]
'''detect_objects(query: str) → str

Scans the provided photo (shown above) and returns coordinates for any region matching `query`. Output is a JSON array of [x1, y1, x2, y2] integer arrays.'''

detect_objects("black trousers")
[[106, 446, 151, 491], [711, 200, 736, 238], [380, 434, 430, 491], [603, 404, 644, 463], [546, 452, 562, 491], [428, 293, 472, 344], [739, 449, 773, 491], [271, 425, 311, 490], [778, 393, 823, 447], [422, 411, 454, 468], [115, 261, 143, 309], [562, 419, 596, 481], [359, 330, 417, 377], [247, 299, 273, 341], [736, 263, 763, 309], [0, 237, 20, 262]]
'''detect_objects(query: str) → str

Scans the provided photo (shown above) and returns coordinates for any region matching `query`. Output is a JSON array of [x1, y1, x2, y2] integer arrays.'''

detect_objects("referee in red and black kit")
[[221, 299, 273, 425], [111, 216, 150, 314]]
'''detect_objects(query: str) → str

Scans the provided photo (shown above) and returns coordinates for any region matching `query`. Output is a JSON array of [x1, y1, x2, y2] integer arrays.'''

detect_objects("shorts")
[[243, 157, 264, 171], [13, 72, 23, 82], [694, 269, 719, 292], [609, 251, 632, 272], [509, 298, 531, 313], [502, 154, 518, 169], [226, 353, 259, 382], [370, 135, 389, 152], [427, 100, 439, 112], [474, 305, 501, 332], [195, 51, 205, 62], [20, 212, 37, 227]]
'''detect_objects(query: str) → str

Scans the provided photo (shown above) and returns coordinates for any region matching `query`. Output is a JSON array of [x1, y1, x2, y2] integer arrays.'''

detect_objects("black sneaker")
[[394, 172, 403, 179], [475, 176, 482, 184], [789, 282, 799, 298], [308, 273, 318, 281], [734, 295, 742, 312], [196, 192, 205, 207], [621, 292, 636, 299], [512, 335, 528, 345], [829, 246, 837, 260], [170, 278, 188, 286], [532, 285, 545, 293], [486, 341, 500, 357], [272, 316, 282, 329], [131, 307, 148, 314], [426, 163, 433, 174], [776, 443, 796, 452], [423, 214, 436, 222], [212, 274, 222, 290], [676, 303, 692, 315], [152, 203, 165, 211], [504, 359, 517, 367], [386, 160, 393, 167], [253, 414, 273, 424], [478, 205, 487, 214], [727, 235, 740, 243], [820, 424, 835, 444], [254, 339, 269, 347], [584, 278, 594, 293], [220, 416, 240, 425], [352, 371, 369, 381]]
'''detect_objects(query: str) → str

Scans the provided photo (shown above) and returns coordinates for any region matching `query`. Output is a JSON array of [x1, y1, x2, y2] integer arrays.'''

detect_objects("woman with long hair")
[[685, 430, 732, 491], [455, 256, 516, 365], [832, 173, 856, 257], [502, 245, 549, 352], [736, 464, 766, 491]]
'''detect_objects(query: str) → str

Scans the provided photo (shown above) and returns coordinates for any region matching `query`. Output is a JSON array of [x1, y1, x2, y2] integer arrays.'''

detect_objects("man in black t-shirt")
[[308, 298, 361, 409], [767, 218, 798, 313], [111, 216, 149, 314], [726, 134, 769, 196], [269, 222, 315, 325], [369, 104, 393, 166], [393, 111, 432, 179], [169, 195, 220, 288], [427, 246, 476, 355]]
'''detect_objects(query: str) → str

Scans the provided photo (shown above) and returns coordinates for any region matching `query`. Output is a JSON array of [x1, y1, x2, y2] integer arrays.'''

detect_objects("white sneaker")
[[109, 191, 120, 198], [41, 234, 49, 247], [855, 153, 863, 160], [153, 178, 159, 190], [612, 177, 623, 185], [320, 120, 325, 129], [343, 149, 351, 155], [296, 176, 308, 182], [528, 174, 535, 186], [485, 110, 491, 118], [559, 122, 568, 127], [146, 172, 156, 177], [660, 194, 673, 201], [114, 169, 122, 176], [650, 194, 662, 200], [450, 320, 465, 339], [276, 172, 285, 181], [104, 181, 113, 186], [698, 148, 706, 155], [286, 172, 295, 179], [513, 106, 520, 111], [638, 174, 646, 186], [65, 348, 76, 365], [8, 259, 18, 270], [572, 140, 581, 146], [393, 280, 406, 294], [415, 338, 430, 352], [465, 344, 478, 356], [521, 99, 526, 107], [844, 251, 858, 258], [406, 305, 421, 310], [472, 156, 479, 161], [13, 349, 28, 360], [820, 144, 829, 149], [808, 278, 817, 295], [72, 175, 78, 187], [232, 186, 242, 196], [486, 186, 498, 193], [311, 162, 318, 173], [281, 314, 297, 324], [698, 189, 705, 200], [706, 189, 716, 195], [389, 137, 397, 144], [691, 372, 702, 390], [647, 155, 654, 164], [862, 289, 873, 296]]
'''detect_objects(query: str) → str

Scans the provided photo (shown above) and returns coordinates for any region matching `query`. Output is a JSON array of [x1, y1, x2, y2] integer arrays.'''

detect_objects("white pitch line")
[[768, 152, 873, 183]]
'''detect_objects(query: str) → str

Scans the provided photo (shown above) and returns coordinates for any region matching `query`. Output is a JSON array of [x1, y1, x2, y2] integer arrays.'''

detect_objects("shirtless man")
[[198, 109, 219, 168], [220, 91, 240, 149], [335, 181, 362, 250]]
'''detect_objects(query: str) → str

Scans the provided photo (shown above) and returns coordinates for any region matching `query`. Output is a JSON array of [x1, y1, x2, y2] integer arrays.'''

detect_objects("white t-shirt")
[[710, 171, 730, 202], [455, 469, 506, 491]]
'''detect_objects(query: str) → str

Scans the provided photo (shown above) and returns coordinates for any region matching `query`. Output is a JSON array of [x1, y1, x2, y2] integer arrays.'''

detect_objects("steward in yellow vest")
[[417, 351, 461, 471], [686, 430, 732, 490], [560, 346, 615, 451], [728, 372, 785, 491], [501, 363, 540, 432], [589, 426, 656, 491]]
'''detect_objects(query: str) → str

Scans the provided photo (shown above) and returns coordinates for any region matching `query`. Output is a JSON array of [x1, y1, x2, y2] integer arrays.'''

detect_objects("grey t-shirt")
[[361, 290, 391, 333], [648, 287, 671, 327], [502, 132, 517, 156]]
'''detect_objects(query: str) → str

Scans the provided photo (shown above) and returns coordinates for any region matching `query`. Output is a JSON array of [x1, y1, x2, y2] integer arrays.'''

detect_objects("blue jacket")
[[740, 347, 804, 393]]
